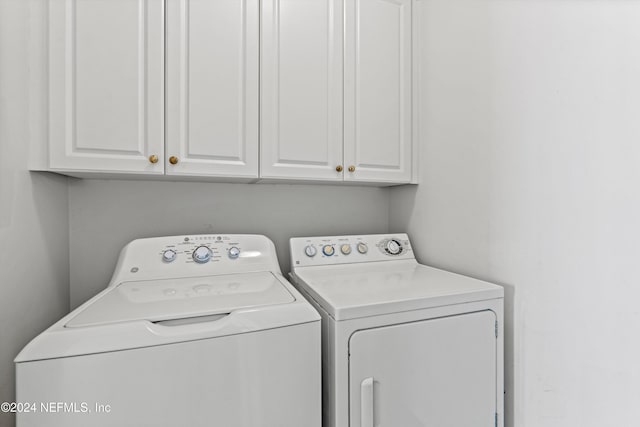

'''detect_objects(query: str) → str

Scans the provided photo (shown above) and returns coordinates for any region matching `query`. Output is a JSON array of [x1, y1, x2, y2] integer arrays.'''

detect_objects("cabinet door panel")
[[349, 311, 497, 426], [261, 0, 343, 180], [166, 0, 259, 178], [344, 0, 412, 183], [49, 0, 164, 173]]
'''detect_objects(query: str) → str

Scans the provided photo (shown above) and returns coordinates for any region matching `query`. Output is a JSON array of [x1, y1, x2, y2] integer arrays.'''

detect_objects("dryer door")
[[349, 310, 497, 427]]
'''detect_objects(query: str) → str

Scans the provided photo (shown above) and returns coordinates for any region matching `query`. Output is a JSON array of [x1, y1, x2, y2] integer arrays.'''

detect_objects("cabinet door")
[[261, 0, 343, 181], [48, 0, 164, 174], [166, 0, 259, 178], [344, 0, 412, 183], [349, 311, 497, 426]]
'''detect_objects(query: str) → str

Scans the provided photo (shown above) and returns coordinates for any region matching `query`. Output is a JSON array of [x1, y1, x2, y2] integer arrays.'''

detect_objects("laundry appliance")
[[16, 234, 321, 427], [289, 233, 504, 427]]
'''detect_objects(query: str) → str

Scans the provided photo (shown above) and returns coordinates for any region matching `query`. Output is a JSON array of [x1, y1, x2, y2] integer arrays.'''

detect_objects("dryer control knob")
[[162, 249, 177, 263], [357, 242, 368, 254], [340, 244, 352, 255], [385, 239, 403, 255], [304, 245, 317, 257], [192, 246, 212, 264], [322, 245, 335, 256], [228, 247, 241, 259]]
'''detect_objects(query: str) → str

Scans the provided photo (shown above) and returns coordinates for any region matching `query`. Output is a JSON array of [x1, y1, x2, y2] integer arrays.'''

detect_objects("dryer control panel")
[[290, 234, 414, 268], [108, 234, 282, 286]]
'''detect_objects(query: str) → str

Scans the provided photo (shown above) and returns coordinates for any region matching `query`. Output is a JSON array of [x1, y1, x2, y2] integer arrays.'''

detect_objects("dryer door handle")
[[361, 377, 374, 427]]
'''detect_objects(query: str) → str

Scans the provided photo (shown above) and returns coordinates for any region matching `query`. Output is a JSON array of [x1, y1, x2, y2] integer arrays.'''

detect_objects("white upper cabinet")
[[165, 0, 259, 179], [39, 0, 413, 185], [260, 0, 344, 181], [344, 0, 412, 183], [261, 0, 413, 184], [47, 0, 164, 174]]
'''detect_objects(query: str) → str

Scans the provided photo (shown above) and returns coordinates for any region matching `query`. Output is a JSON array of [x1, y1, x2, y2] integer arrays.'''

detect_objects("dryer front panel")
[[349, 310, 497, 426]]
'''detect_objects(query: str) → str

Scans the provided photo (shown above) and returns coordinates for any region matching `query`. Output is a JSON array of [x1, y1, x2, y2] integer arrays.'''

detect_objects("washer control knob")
[[228, 247, 240, 259], [322, 245, 335, 256], [385, 239, 403, 255], [357, 242, 368, 254], [340, 244, 352, 255], [304, 245, 317, 257], [162, 249, 177, 263], [192, 246, 212, 264]]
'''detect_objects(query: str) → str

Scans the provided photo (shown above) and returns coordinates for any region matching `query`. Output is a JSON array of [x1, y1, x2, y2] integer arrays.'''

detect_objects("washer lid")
[[292, 261, 503, 320], [66, 271, 295, 327]]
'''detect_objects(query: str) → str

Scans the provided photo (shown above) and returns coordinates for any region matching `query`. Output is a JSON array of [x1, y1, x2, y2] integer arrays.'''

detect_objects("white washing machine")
[[289, 233, 504, 427], [15, 234, 320, 427]]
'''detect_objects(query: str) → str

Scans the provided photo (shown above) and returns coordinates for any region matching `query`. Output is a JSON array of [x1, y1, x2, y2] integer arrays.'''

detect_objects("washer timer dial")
[[192, 246, 212, 264]]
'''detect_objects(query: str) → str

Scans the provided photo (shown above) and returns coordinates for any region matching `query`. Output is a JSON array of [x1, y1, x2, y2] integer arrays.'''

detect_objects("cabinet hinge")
[[495, 320, 499, 338]]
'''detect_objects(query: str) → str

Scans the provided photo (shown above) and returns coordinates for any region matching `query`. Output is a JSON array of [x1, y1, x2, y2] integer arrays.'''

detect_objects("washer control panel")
[[109, 234, 281, 285], [157, 235, 245, 265], [291, 234, 413, 267]]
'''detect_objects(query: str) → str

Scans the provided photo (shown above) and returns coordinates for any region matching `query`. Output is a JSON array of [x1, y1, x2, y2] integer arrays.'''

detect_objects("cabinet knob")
[[336, 165, 343, 172], [148, 154, 159, 164], [348, 165, 356, 172], [169, 156, 179, 165]]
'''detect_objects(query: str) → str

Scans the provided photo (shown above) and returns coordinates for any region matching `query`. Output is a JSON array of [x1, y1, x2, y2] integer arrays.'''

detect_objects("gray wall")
[[68, 180, 390, 307], [0, 1, 70, 426], [391, 1, 640, 426]]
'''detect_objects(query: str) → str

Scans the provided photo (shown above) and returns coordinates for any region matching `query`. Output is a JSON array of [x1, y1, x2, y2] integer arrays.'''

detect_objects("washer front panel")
[[17, 322, 320, 427]]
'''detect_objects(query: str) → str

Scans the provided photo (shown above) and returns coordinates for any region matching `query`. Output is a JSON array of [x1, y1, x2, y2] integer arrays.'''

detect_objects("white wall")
[[391, 1, 640, 426], [68, 180, 389, 307], [0, 1, 70, 426]]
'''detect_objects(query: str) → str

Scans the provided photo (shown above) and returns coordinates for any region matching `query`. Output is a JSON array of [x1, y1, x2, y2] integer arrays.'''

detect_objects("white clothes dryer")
[[16, 234, 320, 427], [289, 233, 504, 427]]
